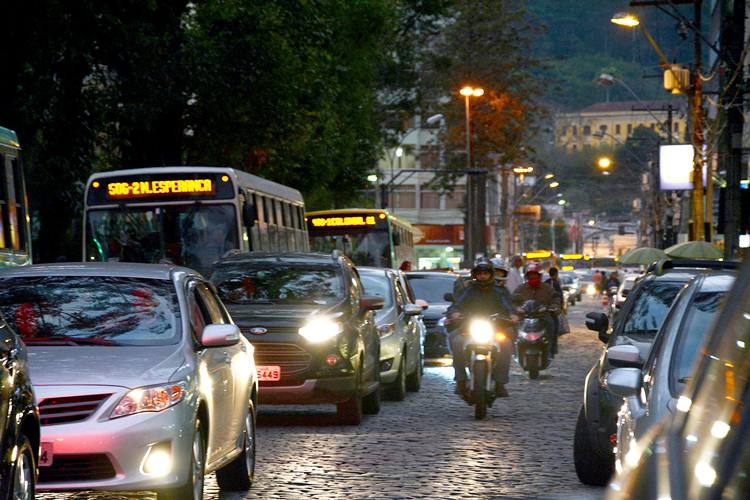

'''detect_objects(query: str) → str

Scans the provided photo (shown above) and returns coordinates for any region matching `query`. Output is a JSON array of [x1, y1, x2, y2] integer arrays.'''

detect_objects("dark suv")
[[403, 270, 466, 358], [574, 258, 741, 486], [208, 251, 384, 425]]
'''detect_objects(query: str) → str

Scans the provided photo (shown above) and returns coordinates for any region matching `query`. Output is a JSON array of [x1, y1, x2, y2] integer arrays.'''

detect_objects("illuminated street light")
[[460, 86, 485, 264], [598, 157, 612, 169]]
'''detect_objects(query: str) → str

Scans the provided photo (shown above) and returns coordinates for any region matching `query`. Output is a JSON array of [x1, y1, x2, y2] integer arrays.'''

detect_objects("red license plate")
[[257, 366, 281, 381]]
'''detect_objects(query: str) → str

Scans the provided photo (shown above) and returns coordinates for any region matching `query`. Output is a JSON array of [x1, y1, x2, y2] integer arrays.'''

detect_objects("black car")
[[603, 256, 750, 500], [403, 270, 466, 358], [0, 315, 39, 500], [208, 251, 384, 425], [574, 258, 741, 486]]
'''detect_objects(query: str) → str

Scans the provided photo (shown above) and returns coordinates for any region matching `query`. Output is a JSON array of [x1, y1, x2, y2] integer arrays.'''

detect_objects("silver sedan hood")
[[27, 345, 185, 389]]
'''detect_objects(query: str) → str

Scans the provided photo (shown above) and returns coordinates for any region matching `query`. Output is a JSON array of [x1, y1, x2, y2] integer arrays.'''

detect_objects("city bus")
[[306, 209, 414, 269], [83, 166, 308, 275], [0, 126, 32, 266]]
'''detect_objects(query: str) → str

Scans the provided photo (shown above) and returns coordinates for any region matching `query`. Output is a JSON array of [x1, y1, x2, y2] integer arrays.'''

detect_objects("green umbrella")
[[619, 247, 668, 266], [664, 240, 724, 260]]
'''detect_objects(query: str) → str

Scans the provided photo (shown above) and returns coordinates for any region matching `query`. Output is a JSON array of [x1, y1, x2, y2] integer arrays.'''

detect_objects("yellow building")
[[555, 100, 688, 151]]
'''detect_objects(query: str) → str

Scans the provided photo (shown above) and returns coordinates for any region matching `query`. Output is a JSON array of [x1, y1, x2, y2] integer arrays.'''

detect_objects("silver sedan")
[[0, 262, 258, 500]]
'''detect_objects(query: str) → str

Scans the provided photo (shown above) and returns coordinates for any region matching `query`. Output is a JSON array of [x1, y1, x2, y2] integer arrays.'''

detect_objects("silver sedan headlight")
[[110, 381, 188, 419]]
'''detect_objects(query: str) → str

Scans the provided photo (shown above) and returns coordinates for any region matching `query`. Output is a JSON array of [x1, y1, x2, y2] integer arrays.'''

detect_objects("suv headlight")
[[299, 319, 343, 342], [111, 381, 187, 419], [378, 324, 395, 339]]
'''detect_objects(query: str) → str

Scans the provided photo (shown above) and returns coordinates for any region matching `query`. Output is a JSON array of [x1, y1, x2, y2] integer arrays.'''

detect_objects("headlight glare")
[[469, 320, 493, 344], [299, 319, 343, 342], [110, 381, 187, 419]]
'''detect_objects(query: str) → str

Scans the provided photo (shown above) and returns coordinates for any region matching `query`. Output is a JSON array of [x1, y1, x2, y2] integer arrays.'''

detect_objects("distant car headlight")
[[111, 381, 187, 419], [586, 284, 597, 295], [437, 317, 447, 327], [299, 319, 343, 342]]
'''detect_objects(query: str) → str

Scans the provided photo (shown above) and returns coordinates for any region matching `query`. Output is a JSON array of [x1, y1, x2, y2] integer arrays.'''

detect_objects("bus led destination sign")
[[105, 179, 215, 199], [310, 216, 377, 227]]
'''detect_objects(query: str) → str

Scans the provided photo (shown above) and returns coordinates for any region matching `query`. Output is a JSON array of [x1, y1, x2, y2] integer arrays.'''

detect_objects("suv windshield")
[[211, 264, 344, 304], [0, 276, 179, 345]]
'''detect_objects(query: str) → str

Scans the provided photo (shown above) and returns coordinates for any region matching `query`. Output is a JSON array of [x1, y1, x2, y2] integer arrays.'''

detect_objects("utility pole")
[[690, 0, 705, 242]]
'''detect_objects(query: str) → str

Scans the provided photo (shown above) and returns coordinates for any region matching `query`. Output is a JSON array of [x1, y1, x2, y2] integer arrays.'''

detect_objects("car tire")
[[10, 433, 35, 500], [362, 370, 381, 415], [386, 353, 407, 401], [159, 417, 206, 500], [338, 368, 364, 425], [406, 349, 422, 392], [574, 405, 614, 486], [216, 401, 256, 491]]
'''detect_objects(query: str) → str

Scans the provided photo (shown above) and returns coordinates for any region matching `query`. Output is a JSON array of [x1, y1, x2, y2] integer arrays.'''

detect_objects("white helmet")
[[490, 257, 509, 286]]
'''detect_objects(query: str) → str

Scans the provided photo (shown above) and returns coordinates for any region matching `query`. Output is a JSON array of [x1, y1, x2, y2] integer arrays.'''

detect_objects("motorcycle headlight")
[[299, 319, 343, 342], [469, 320, 493, 344], [111, 381, 187, 419]]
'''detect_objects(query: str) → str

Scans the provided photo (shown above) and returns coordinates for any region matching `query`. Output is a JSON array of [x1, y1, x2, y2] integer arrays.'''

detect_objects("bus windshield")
[[310, 229, 391, 267], [86, 203, 238, 274]]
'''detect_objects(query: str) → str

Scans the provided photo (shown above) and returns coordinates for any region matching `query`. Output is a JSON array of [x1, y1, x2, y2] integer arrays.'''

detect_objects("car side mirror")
[[414, 299, 429, 310], [403, 304, 423, 316], [621, 288, 630, 297], [361, 294, 385, 311], [607, 344, 642, 368], [444, 292, 454, 302], [201, 324, 241, 347], [606, 367, 642, 400], [585, 312, 609, 343]]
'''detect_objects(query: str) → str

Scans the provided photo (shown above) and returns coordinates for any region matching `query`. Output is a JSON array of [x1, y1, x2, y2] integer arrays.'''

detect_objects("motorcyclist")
[[448, 257, 518, 398], [514, 262, 562, 358], [490, 257, 511, 290]]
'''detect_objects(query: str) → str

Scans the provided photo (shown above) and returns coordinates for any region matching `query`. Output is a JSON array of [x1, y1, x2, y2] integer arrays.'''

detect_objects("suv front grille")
[[39, 394, 113, 426], [253, 342, 312, 378], [422, 318, 439, 329], [39, 454, 116, 483]]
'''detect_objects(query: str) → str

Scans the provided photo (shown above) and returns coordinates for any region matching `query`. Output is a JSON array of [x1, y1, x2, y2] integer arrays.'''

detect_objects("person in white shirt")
[[506, 255, 524, 293]]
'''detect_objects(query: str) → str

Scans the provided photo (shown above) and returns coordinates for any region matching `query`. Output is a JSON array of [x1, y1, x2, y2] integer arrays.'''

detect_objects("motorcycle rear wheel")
[[527, 353, 540, 379], [473, 361, 488, 419]]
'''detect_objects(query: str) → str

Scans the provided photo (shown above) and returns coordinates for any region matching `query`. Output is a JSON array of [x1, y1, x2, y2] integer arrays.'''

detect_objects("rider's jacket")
[[514, 281, 562, 312], [449, 282, 515, 319]]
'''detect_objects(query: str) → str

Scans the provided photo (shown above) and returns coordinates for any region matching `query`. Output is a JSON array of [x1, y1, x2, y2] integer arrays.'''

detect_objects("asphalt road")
[[38, 293, 610, 500]]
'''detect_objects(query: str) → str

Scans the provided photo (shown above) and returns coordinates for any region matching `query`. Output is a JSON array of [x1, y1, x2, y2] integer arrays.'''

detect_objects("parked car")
[[603, 256, 750, 500], [0, 262, 257, 499], [574, 258, 740, 486], [612, 275, 638, 322], [607, 270, 737, 477], [0, 311, 39, 500], [358, 267, 424, 400], [404, 270, 466, 358], [209, 251, 383, 425]]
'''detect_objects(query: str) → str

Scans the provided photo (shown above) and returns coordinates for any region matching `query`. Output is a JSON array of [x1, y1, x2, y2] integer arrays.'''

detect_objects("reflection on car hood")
[[27, 346, 185, 388], [225, 300, 346, 325]]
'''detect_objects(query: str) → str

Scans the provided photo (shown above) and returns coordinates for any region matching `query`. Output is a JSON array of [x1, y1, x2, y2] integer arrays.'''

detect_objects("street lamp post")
[[611, 10, 705, 242], [460, 86, 485, 265]]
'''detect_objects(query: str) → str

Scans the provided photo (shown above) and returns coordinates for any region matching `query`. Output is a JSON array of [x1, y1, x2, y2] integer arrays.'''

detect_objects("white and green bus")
[[0, 126, 32, 266], [83, 166, 309, 275]]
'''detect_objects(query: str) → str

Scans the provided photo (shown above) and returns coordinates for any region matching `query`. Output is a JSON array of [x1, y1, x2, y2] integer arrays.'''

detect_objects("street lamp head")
[[592, 130, 605, 139], [598, 73, 615, 87], [598, 157, 612, 169], [425, 114, 443, 125], [460, 86, 484, 97], [611, 13, 639, 27], [396, 147, 403, 157], [549, 181, 560, 188]]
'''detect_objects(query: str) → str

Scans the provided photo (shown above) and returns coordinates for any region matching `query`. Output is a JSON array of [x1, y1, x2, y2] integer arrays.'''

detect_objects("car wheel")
[[362, 370, 381, 415], [10, 434, 35, 500], [386, 352, 407, 401], [158, 417, 206, 500], [574, 405, 614, 486], [216, 401, 256, 491], [406, 348, 422, 392], [337, 368, 363, 425]]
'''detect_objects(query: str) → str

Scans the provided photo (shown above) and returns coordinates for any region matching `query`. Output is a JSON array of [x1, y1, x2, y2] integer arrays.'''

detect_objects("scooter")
[[453, 313, 512, 419], [515, 299, 551, 380]]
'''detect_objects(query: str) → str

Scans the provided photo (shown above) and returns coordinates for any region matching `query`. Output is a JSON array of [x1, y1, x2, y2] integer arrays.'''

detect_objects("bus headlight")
[[469, 320, 493, 344]]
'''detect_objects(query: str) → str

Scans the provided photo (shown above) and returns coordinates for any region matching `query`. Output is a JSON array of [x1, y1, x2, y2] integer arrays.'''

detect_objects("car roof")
[[357, 266, 394, 277], [405, 270, 462, 280], [0, 262, 188, 280], [211, 251, 348, 267]]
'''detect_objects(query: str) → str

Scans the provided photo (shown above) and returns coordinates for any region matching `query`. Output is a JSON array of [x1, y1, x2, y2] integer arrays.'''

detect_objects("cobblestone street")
[[39, 295, 609, 500]]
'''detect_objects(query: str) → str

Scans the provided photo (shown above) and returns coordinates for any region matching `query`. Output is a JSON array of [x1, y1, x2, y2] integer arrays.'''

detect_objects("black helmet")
[[471, 257, 495, 286]]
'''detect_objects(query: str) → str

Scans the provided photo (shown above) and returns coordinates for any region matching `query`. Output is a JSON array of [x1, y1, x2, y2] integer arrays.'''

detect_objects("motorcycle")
[[515, 299, 552, 380], [606, 284, 619, 321], [452, 313, 512, 419]]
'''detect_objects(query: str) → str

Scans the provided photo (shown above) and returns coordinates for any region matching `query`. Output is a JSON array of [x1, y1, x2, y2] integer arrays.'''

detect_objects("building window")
[[674, 122, 680, 133], [392, 185, 416, 209], [420, 186, 440, 209], [599, 125, 607, 133], [650, 123, 655, 130], [444, 187, 467, 210], [572, 126, 578, 136], [419, 145, 440, 170], [615, 124, 621, 135], [627, 124, 633, 134], [583, 125, 591, 136]]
